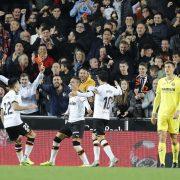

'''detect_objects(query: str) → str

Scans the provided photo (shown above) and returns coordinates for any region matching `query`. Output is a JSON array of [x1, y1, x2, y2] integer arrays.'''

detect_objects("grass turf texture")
[[0, 166, 180, 180]]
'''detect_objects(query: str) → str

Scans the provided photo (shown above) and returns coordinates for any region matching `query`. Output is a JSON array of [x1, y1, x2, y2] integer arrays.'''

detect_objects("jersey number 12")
[[4, 102, 13, 115]]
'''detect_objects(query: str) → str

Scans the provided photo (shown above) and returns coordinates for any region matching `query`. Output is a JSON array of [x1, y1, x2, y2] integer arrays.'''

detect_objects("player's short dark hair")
[[164, 61, 175, 67], [72, 76, 81, 84], [97, 71, 108, 82], [8, 78, 19, 88]]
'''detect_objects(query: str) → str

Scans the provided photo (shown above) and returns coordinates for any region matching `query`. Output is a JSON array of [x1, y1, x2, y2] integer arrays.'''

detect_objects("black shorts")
[[93, 119, 108, 136], [5, 122, 32, 141], [59, 121, 85, 139]]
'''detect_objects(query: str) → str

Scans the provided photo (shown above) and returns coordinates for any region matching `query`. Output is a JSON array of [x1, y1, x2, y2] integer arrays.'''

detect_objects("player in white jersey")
[[40, 77, 92, 166], [71, 71, 122, 167], [0, 78, 37, 166]]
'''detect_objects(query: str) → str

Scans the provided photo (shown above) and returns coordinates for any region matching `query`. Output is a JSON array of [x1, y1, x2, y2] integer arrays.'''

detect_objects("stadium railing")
[[0, 116, 179, 167]]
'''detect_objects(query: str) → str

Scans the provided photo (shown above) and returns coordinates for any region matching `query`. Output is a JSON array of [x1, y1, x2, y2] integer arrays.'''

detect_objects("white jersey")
[[77, 83, 122, 120], [1, 90, 23, 128], [68, 96, 90, 123]]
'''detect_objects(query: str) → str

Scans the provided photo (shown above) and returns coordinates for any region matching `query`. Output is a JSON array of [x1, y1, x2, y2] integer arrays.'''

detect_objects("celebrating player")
[[0, 78, 37, 165], [71, 71, 122, 167], [151, 61, 180, 168], [40, 77, 92, 166]]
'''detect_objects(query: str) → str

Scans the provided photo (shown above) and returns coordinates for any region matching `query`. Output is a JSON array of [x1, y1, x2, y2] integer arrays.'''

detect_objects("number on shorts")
[[23, 123, 30, 132]]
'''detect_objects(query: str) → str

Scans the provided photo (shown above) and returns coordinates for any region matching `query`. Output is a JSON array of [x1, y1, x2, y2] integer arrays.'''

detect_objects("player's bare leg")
[[40, 132, 67, 166], [158, 131, 167, 167], [15, 136, 23, 164], [91, 133, 100, 167], [21, 130, 36, 165], [170, 133, 179, 168], [97, 135, 118, 167], [72, 138, 89, 166]]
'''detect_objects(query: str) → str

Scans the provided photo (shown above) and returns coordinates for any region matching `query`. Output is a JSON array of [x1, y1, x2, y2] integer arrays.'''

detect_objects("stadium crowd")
[[0, 0, 179, 118]]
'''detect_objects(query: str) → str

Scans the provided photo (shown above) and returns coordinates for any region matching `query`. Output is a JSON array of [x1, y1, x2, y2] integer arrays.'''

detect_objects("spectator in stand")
[[20, 31, 33, 57], [49, 5, 71, 38], [116, 15, 135, 44], [70, 0, 95, 22], [61, 30, 80, 62], [26, 13, 38, 35], [0, 22, 10, 55], [0, 65, 44, 115], [3, 13, 14, 31], [149, 65, 159, 82], [150, 12, 169, 48], [113, 0, 133, 28], [100, 0, 114, 20], [12, 7, 21, 22], [75, 22, 93, 53], [115, 79, 135, 118], [9, 20, 22, 53], [60, 61, 74, 85], [78, 68, 95, 92], [32, 44, 55, 78], [39, 75, 70, 116], [113, 60, 132, 86], [89, 58, 105, 84], [159, 39, 172, 61], [141, 6, 154, 25], [32, 26, 60, 60], [133, 62, 152, 117], [172, 51, 180, 76], [142, 78, 158, 118], [73, 48, 86, 76], [134, 62, 152, 94], [139, 44, 154, 65], [118, 40, 132, 62], [88, 28, 118, 60], [135, 22, 155, 60], [154, 56, 166, 78], [44, 62, 61, 85], [2, 41, 27, 78]]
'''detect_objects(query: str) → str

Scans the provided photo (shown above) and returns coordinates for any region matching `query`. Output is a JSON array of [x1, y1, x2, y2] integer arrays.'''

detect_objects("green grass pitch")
[[0, 166, 180, 180]]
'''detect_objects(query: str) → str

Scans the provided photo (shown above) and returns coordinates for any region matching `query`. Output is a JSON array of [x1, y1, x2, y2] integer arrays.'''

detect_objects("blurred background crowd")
[[0, 0, 179, 119]]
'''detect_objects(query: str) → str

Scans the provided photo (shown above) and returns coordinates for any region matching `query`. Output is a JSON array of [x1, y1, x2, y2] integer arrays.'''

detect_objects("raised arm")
[[77, 91, 94, 98], [12, 102, 37, 111], [0, 75, 9, 85], [113, 81, 123, 96]]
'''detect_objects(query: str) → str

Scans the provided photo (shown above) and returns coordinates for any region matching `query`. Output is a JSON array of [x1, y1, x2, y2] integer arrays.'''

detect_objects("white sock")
[[101, 139, 115, 161], [24, 145, 33, 160], [93, 140, 100, 162], [16, 151, 23, 163], [80, 152, 89, 165], [74, 145, 89, 165], [49, 141, 60, 165]]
